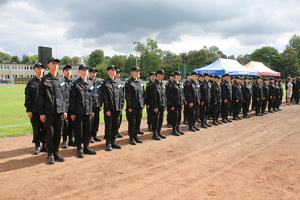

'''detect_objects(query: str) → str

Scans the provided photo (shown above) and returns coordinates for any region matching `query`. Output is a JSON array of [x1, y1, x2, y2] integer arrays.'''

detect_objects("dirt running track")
[[1, 104, 300, 200]]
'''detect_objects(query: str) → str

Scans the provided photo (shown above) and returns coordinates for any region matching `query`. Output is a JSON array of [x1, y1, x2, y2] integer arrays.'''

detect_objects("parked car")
[[0, 79, 11, 84]]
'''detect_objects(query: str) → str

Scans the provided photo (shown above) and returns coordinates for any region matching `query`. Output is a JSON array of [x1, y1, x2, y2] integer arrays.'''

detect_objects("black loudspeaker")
[[38, 46, 52, 69]]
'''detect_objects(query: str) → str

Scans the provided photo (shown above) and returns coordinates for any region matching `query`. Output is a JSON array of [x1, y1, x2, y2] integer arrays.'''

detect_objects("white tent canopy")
[[244, 61, 281, 77]]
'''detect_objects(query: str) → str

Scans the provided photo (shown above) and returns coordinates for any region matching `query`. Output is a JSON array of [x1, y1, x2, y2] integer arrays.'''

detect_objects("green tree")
[[277, 47, 300, 77], [28, 54, 38, 64], [250, 46, 279, 69], [60, 56, 71, 65], [10, 55, 20, 63], [179, 52, 188, 65], [81, 55, 89, 65], [125, 54, 136, 73], [227, 55, 236, 60], [71, 56, 81, 65], [0, 51, 11, 63], [88, 49, 104, 68], [109, 55, 126, 72], [21, 54, 30, 63], [187, 49, 208, 66], [237, 54, 251, 65], [162, 51, 177, 65], [286, 34, 300, 55]]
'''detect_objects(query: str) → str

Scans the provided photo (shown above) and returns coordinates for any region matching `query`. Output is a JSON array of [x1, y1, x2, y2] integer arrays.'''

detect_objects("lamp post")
[[133, 42, 140, 67]]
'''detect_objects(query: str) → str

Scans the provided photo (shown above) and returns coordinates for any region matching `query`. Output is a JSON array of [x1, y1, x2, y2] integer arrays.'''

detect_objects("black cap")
[[263, 78, 268, 81], [107, 65, 117, 71], [198, 73, 203, 77], [293, 75, 297, 78], [169, 73, 174, 77], [186, 73, 191, 77], [174, 71, 182, 76], [257, 76, 262, 79], [191, 71, 198, 75], [210, 74, 214, 77], [131, 66, 141, 71], [89, 67, 98, 72], [116, 68, 122, 73], [63, 64, 72, 70], [287, 74, 291, 77], [214, 75, 220, 79], [275, 79, 279, 82], [244, 76, 249, 80], [230, 76, 234, 80], [34, 63, 44, 69], [235, 76, 240, 79], [156, 69, 165, 74], [203, 73, 210, 77], [79, 64, 88, 70], [149, 72, 156, 76], [279, 79, 283, 82], [240, 77, 244, 80], [47, 57, 60, 63], [223, 73, 230, 77], [269, 77, 274, 80]]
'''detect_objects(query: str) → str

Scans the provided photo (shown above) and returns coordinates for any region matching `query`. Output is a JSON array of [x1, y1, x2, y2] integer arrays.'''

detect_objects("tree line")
[[1, 34, 300, 78]]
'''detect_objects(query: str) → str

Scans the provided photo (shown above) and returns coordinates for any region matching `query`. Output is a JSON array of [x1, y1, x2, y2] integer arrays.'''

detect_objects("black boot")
[[54, 149, 65, 162], [41, 142, 48, 152], [111, 139, 122, 149], [193, 124, 200, 131], [47, 153, 55, 165], [216, 119, 222, 124], [171, 126, 180, 136], [106, 140, 112, 151], [129, 135, 137, 145], [176, 126, 184, 135], [84, 143, 97, 155], [134, 134, 143, 143], [189, 125, 196, 132], [77, 143, 84, 158], [33, 143, 41, 155], [212, 119, 218, 126], [205, 120, 212, 127], [152, 130, 161, 140], [201, 122, 208, 129], [226, 118, 232, 122], [148, 125, 153, 132], [93, 136, 102, 142], [157, 131, 167, 139], [62, 136, 68, 148], [222, 118, 228, 123]]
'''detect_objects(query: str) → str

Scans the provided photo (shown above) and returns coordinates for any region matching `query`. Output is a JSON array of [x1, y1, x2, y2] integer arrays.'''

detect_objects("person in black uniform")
[[210, 75, 222, 125], [115, 68, 124, 138], [241, 77, 252, 118], [101, 65, 124, 151], [232, 76, 243, 120], [277, 80, 283, 110], [146, 72, 156, 131], [184, 71, 200, 132], [125, 66, 145, 145], [168, 71, 184, 136], [268, 77, 275, 113], [24, 63, 47, 155], [39, 57, 67, 164], [251, 77, 257, 111], [262, 78, 269, 115], [253, 76, 263, 116], [61, 64, 74, 149], [286, 74, 291, 103], [274, 80, 281, 111], [196, 73, 204, 123], [149, 69, 168, 140], [199, 73, 212, 128], [166, 73, 175, 128], [88, 67, 103, 143], [293, 75, 299, 104], [183, 73, 191, 125], [221, 74, 232, 123], [69, 65, 97, 158]]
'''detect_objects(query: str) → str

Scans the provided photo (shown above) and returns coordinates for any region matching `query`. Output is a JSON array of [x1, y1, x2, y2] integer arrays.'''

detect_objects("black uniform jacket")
[[89, 78, 102, 109], [184, 79, 200, 104], [125, 77, 145, 109], [69, 77, 94, 115], [145, 80, 153, 106], [242, 83, 252, 100], [262, 83, 269, 98], [274, 84, 280, 98], [149, 79, 167, 109], [24, 77, 43, 113], [64, 76, 73, 110], [253, 82, 263, 99], [232, 82, 243, 101], [221, 80, 232, 101], [39, 73, 67, 115], [168, 81, 184, 107], [210, 82, 221, 103], [200, 80, 211, 103], [101, 77, 124, 112], [268, 83, 276, 97]]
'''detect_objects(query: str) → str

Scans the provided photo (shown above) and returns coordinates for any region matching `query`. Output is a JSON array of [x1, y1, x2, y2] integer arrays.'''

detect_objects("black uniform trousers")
[[268, 98, 274, 111], [44, 113, 64, 156], [91, 107, 100, 137], [211, 102, 221, 120], [199, 102, 209, 121], [62, 113, 73, 141], [294, 91, 299, 103], [167, 105, 172, 125], [152, 106, 165, 132], [31, 112, 46, 144], [104, 111, 120, 141], [277, 96, 282, 109], [242, 99, 251, 116], [74, 115, 92, 144], [183, 104, 188, 122], [147, 107, 152, 127], [251, 96, 256, 111], [221, 101, 230, 120], [170, 105, 182, 127], [255, 99, 262, 114], [126, 107, 143, 136], [262, 98, 268, 112], [187, 104, 199, 126], [232, 100, 241, 118]]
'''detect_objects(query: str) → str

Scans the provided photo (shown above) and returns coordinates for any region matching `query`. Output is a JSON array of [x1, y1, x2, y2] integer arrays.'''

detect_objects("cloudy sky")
[[1, 0, 300, 59]]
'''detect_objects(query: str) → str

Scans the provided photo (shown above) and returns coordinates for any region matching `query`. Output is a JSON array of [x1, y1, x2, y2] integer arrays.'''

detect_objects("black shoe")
[[112, 142, 122, 149], [183, 120, 188, 125], [243, 115, 248, 118], [188, 126, 196, 132], [247, 115, 251, 118], [212, 121, 218, 125], [274, 109, 278, 112], [84, 147, 97, 155], [201, 123, 208, 129], [33, 146, 41, 155], [208, 117, 213, 120], [54, 153, 65, 162], [148, 127, 153, 132], [137, 131, 144, 135], [255, 113, 261, 116], [166, 124, 172, 128], [89, 137, 95, 143], [68, 140, 76, 147], [226, 119, 232, 122], [233, 117, 239, 120], [157, 132, 167, 139], [77, 149, 84, 158], [216, 120, 222, 124], [152, 134, 162, 140], [222, 119, 228, 123], [106, 143, 112, 151], [193, 125, 200, 131], [117, 133, 123, 138], [47, 155, 55, 164], [62, 141, 68, 149], [134, 136, 143, 143], [93, 136, 102, 142], [129, 137, 137, 145], [237, 116, 242, 120], [41, 143, 48, 152], [176, 127, 184, 135], [269, 110, 274, 113], [205, 122, 212, 127], [172, 128, 180, 136]]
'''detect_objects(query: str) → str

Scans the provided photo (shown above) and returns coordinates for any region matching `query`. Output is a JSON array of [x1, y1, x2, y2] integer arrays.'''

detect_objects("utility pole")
[[133, 42, 140, 67]]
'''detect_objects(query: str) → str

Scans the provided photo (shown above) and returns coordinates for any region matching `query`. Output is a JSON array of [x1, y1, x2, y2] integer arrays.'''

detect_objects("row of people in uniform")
[[285, 74, 300, 105], [24, 57, 286, 165]]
